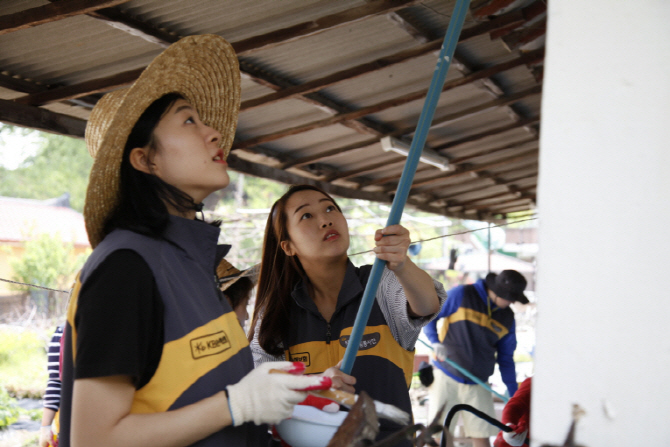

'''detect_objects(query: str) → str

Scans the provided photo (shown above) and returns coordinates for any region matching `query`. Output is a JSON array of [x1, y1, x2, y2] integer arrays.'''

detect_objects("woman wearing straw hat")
[[249, 184, 448, 445], [59, 35, 331, 447]]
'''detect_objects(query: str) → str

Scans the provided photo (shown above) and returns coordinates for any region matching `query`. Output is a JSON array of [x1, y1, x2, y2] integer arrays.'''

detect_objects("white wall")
[[535, 1, 670, 445]]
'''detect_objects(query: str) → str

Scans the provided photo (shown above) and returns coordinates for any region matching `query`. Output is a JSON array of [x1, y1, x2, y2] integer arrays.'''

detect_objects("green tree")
[[9, 232, 88, 316], [0, 124, 91, 212]]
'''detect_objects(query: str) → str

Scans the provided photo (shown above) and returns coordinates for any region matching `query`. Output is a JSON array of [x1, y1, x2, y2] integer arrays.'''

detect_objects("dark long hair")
[[249, 184, 342, 355], [103, 93, 214, 239]]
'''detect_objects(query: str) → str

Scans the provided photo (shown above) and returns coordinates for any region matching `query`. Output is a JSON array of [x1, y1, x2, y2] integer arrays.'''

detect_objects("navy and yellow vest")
[[60, 216, 267, 447], [437, 282, 515, 383], [284, 261, 414, 446]]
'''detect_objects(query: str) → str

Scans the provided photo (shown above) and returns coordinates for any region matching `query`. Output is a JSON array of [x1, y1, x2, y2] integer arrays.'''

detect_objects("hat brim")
[[84, 34, 240, 248], [485, 272, 530, 304], [219, 264, 260, 291]]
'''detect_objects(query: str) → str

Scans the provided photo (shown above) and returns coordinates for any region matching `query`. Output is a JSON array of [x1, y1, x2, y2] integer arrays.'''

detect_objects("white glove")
[[39, 426, 54, 447], [502, 422, 528, 446], [432, 343, 447, 362], [226, 361, 331, 426]]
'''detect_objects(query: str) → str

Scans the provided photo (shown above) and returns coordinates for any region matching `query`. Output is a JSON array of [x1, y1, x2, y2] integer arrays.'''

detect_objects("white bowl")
[[275, 406, 348, 447]]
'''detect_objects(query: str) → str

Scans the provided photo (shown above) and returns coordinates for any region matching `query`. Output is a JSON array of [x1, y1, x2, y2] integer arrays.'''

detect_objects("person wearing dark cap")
[[423, 270, 529, 447]]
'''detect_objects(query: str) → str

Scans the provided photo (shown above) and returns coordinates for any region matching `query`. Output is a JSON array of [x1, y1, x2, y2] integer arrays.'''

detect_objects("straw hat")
[[83, 34, 240, 248], [217, 259, 260, 292]]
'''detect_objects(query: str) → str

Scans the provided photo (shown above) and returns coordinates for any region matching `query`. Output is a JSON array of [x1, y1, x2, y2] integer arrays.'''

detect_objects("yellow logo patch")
[[190, 331, 231, 359], [339, 332, 380, 350], [289, 352, 311, 367]]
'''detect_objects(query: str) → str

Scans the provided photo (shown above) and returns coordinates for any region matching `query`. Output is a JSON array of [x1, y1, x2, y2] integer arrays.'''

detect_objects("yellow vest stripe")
[[438, 307, 509, 342], [131, 312, 248, 413], [66, 272, 82, 362], [286, 325, 415, 387]]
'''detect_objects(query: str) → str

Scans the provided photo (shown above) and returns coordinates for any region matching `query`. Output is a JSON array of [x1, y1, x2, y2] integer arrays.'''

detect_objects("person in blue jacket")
[[423, 270, 529, 447]]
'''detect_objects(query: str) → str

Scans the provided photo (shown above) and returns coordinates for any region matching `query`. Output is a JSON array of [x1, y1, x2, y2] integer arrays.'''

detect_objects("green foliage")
[[9, 232, 85, 292], [0, 327, 47, 399], [0, 388, 19, 430], [0, 124, 91, 212]]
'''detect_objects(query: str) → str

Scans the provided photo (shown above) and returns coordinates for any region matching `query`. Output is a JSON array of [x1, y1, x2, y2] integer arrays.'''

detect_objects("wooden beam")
[[280, 138, 380, 170], [490, 203, 536, 216], [449, 138, 538, 164], [468, 196, 535, 212], [233, 49, 544, 150], [446, 184, 536, 211], [360, 143, 538, 201], [395, 84, 543, 134], [0, 0, 130, 35], [14, 68, 144, 106], [287, 113, 539, 171], [422, 159, 539, 196], [359, 165, 433, 189], [502, 18, 546, 51], [326, 155, 407, 182], [231, 0, 422, 55], [489, 0, 546, 40], [472, 0, 520, 20], [401, 147, 539, 191], [433, 116, 539, 154], [0, 98, 86, 137], [240, 39, 443, 111], [87, 7, 178, 47], [0, 72, 47, 94], [326, 86, 541, 183], [225, 153, 390, 204], [434, 172, 537, 201]]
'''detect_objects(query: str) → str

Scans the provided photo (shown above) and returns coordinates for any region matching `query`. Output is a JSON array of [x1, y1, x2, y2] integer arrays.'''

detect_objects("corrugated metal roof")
[[0, 0, 547, 220]]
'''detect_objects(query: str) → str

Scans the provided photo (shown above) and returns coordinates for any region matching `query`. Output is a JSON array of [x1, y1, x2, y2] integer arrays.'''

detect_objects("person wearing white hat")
[[59, 35, 330, 447]]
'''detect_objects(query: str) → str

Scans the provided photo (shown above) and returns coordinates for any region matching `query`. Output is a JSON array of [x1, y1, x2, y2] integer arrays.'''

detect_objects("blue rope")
[[340, 0, 472, 375], [418, 337, 510, 403]]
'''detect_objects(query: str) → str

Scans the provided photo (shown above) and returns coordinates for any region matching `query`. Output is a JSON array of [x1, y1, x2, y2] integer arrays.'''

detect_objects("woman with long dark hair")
[[250, 184, 447, 444], [60, 35, 330, 447]]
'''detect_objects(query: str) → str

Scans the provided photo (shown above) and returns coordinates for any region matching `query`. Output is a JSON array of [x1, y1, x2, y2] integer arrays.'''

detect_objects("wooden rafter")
[[13, 68, 144, 106], [232, 50, 544, 150], [316, 85, 541, 183], [472, 0, 520, 20], [425, 159, 539, 196], [448, 138, 538, 164], [87, 7, 178, 47], [489, 0, 546, 40], [446, 184, 536, 210], [285, 114, 539, 171], [280, 138, 380, 170], [0, 0, 130, 35], [468, 196, 535, 213], [240, 39, 443, 111], [434, 116, 539, 154], [233, 0, 422, 55], [0, 98, 86, 137], [226, 153, 390, 204], [434, 172, 538, 202], [502, 17, 547, 51], [402, 147, 539, 192]]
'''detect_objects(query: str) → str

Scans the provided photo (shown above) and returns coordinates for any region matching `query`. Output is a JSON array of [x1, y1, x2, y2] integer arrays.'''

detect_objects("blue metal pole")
[[417, 338, 510, 403], [341, 0, 472, 374]]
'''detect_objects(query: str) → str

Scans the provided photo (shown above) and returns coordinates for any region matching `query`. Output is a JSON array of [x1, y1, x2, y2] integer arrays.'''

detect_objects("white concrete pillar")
[[535, 1, 670, 445]]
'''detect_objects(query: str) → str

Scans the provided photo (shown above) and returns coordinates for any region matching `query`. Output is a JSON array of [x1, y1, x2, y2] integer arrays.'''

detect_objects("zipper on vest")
[[326, 323, 331, 344]]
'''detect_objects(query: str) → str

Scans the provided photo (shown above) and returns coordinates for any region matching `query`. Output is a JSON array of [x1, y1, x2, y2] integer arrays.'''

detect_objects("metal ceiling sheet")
[[0, 0, 546, 220]]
